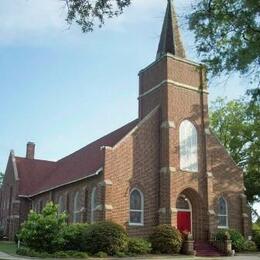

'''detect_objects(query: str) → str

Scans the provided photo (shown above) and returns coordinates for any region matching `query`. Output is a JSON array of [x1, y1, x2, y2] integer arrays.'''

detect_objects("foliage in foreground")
[[215, 228, 257, 252], [19, 202, 67, 253], [127, 237, 152, 255], [16, 247, 88, 258], [62, 223, 89, 251], [149, 224, 183, 254], [253, 222, 260, 250], [189, 0, 260, 82], [81, 221, 128, 255]]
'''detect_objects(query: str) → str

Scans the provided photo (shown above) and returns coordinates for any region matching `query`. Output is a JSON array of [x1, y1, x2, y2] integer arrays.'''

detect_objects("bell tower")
[[138, 0, 212, 240]]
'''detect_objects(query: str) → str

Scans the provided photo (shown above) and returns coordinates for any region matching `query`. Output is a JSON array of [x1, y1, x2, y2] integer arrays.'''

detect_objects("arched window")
[[91, 187, 97, 223], [217, 197, 228, 228], [73, 192, 81, 223], [58, 195, 65, 213], [129, 188, 144, 225], [179, 120, 198, 172]]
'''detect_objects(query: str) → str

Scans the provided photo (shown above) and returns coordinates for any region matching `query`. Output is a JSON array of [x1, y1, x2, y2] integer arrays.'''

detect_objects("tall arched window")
[[91, 187, 97, 223], [179, 120, 198, 172], [129, 188, 144, 225], [58, 195, 65, 213], [217, 197, 228, 228], [73, 192, 81, 223]]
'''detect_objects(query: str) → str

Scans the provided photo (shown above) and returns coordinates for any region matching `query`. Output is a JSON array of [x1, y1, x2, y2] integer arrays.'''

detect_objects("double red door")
[[177, 211, 191, 233]]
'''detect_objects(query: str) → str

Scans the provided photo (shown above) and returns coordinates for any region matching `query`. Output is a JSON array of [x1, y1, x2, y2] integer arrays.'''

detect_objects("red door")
[[177, 211, 191, 233]]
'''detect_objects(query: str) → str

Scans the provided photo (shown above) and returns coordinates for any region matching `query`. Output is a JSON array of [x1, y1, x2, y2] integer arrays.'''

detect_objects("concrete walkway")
[[0, 251, 259, 260]]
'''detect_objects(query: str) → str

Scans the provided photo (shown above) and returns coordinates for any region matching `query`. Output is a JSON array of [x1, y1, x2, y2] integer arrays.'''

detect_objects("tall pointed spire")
[[156, 0, 186, 60]]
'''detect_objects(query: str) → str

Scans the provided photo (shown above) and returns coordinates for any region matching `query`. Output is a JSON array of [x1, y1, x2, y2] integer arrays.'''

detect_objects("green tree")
[[188, 0, 260, 81], [64, 0, 131, 32], [19, 202, 67, 253], [210, 90, 260, 203]]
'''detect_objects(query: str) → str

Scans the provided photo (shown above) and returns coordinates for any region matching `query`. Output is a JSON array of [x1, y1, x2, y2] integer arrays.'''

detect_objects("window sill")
[[128, 223, 144, 227], [180, 169, 199, 174], [217, 226, 228, 229]]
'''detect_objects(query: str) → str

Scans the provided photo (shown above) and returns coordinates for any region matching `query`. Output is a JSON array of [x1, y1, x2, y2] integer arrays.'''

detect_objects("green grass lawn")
[[0, 241, 17, 255]]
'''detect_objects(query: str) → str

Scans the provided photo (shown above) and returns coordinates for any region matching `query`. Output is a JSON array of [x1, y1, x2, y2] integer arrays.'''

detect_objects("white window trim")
[[91, 187, 97, 223], [129, 188, 144, 226], [179, 120, 198, 172], [217, 197, 229, 229], [73, 192, 81, 223]]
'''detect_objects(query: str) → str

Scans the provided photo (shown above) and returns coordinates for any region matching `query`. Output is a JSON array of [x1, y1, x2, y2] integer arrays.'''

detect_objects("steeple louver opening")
[[156, 0, 186, 60]]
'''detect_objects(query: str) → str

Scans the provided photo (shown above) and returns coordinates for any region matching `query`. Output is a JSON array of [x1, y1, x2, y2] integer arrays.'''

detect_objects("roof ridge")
[[15, 156, 56, 164]]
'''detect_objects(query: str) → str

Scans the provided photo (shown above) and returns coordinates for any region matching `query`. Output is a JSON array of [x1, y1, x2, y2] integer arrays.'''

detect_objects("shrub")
[[62, 223, 89, 251], [149, 225, 183, 254], [55, 250, 88, 258], [17, 248, 51, 258], [19, 202, 67, 253], [81, 221, 128, 255], [127, 238, 151, 255], [228, 229, 246, 252], [95, 251, 108, 258], [216, 229, 246, 252], [215, 229, 231, 241], [17, 247, 88, 258], [253, 230, 260, 250], [243, 240, 257, 252]]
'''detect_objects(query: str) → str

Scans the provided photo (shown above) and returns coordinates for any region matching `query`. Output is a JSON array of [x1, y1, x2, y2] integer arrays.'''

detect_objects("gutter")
[[18, 167, 103, 198]]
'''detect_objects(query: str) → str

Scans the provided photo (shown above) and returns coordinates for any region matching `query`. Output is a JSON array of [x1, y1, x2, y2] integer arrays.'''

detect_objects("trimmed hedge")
[[216, 229, 246, 252], [243, 240, 257, 252], [81, 221, 128, 255], [62, 223, 89, 251], [252, 223, 260, 250], [150, 225, 183, 254], [128, 238, 151, 255], [19, 202, 67, 253], [16, 247, 88, 258]]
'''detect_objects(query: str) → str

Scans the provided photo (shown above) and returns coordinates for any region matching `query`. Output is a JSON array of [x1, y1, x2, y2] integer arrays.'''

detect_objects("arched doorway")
[[176, 195, 192, 234], [176, 188, 207, 241]]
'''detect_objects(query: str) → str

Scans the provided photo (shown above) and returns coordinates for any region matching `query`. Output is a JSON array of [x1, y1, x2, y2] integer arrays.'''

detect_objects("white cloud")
[[0, 0, 194, 46], [0, 0, 67, 45]]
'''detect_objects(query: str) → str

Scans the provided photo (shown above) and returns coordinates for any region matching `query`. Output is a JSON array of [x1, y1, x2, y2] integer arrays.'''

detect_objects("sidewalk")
[[0, 251, 259, 260]]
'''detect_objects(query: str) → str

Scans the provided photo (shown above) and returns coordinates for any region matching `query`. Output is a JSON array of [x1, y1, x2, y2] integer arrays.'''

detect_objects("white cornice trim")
[[19, 167, 103, 198], [138, 79, 208, 100], [160, 167, 177, 174], [161, 121, 176, 129]]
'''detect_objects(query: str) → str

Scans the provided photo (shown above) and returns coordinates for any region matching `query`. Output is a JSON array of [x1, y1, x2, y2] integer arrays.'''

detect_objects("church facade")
[[0, 1, 251, 241]]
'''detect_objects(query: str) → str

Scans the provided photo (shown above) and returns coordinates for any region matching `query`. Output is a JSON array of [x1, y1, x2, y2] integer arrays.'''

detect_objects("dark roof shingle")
[[16, 119, 138, 196]]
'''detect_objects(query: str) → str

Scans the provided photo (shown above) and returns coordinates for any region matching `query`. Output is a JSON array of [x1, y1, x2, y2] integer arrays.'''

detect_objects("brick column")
[[240, 194, 250, 238]]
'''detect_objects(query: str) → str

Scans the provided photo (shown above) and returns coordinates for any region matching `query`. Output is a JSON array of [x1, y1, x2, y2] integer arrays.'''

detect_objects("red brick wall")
[[0, 153, 24, 240], [104, 108, 160, 237]]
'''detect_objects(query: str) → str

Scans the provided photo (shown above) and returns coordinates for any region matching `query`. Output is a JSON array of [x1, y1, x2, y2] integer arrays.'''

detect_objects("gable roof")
[[16, 119, 138, 197]]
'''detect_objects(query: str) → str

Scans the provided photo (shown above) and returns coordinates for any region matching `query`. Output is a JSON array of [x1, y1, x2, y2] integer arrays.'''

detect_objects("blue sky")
[[0, 0, 258, 213]]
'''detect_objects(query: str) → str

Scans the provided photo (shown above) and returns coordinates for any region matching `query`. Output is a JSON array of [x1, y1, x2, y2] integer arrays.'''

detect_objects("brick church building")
[[0, 0, 251, 242]]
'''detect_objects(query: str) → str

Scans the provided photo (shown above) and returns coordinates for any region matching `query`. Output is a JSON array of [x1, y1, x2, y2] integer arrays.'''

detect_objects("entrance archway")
[[176, 188, 207, 241], [176, 195, 192, 234]]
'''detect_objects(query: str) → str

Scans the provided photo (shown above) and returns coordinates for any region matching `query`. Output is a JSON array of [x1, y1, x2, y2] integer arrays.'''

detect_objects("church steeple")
[[156, 0, 186, 59]]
